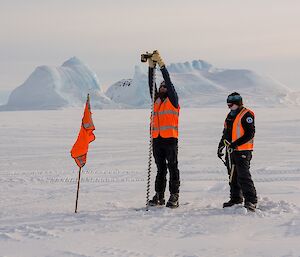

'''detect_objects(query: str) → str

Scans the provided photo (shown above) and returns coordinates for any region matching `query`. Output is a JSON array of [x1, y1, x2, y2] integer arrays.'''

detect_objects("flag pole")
[[75, 167, 82, 213]]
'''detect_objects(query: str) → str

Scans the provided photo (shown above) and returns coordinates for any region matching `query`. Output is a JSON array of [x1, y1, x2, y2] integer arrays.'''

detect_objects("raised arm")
[[151, 50, 179, 108], [161, 66, 178, 108]]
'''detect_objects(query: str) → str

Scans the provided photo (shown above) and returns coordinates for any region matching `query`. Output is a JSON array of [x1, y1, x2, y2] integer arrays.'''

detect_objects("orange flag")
[[71, 94, 95, 168]]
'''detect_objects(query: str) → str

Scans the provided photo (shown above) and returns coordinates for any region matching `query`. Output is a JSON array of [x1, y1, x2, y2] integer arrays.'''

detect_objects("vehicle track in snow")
[[1, 168, 300, 184]]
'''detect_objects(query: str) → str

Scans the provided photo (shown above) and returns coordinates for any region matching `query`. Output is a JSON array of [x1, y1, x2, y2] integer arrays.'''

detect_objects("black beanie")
[[227, 92, 243, 106]]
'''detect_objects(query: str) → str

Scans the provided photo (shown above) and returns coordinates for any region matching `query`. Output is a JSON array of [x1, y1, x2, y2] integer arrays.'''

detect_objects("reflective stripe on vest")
[[152, 98, 179, 138], [153, 110, 179, 116], [232, 107, 254, 151], [153, 125, 178, 131]]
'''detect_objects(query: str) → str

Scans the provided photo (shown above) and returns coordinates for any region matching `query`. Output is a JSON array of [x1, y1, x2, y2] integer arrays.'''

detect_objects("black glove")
[[217, 145, 225, 158], [229, 141, 237, 150]]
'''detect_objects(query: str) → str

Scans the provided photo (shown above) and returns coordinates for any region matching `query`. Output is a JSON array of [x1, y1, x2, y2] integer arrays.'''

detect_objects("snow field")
[[0, 107, 300, 257]]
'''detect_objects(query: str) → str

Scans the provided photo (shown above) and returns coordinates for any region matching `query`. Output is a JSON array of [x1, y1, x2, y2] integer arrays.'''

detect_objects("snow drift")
[[0, 57, 112, 111], [106, 60, 295, 108]]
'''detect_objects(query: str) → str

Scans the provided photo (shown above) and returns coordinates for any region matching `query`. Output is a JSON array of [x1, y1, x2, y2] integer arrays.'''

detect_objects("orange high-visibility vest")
[[232, 107, 254, 151], [152, 97, 179, 138]]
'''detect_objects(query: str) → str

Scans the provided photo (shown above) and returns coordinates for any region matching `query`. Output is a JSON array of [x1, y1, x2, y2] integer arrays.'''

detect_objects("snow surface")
[[106, 61, 296, 108], [0, 57, 113, 111], [1, 107, 300, 257]]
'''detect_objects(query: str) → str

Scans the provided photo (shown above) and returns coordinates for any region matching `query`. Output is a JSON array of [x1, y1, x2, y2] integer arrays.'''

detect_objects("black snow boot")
[[223, 198, 243, 208], [148, 193, 165, 206], [166, 193, 179, 208], [244, 201, 256, 212]]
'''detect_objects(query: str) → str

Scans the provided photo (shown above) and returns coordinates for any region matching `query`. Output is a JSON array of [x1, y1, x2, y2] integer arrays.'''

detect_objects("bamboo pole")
[[75, 167, 82, 213]]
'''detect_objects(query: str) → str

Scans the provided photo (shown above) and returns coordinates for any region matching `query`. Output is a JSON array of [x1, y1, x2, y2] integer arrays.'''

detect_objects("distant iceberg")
[[0, 57, 113, 111], [105, 60, 294, 108], [1, 58, 297, 111]]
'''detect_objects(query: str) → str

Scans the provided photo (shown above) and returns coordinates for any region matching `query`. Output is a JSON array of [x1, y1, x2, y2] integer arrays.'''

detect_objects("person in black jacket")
[[217, 92, 257, 211], [147, 51, 180, 208]]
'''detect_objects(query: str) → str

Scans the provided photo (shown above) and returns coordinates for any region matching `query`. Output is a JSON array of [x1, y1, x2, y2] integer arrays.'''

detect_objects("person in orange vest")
[[147, 51, 180, 208], [217, 92, 257, 211]]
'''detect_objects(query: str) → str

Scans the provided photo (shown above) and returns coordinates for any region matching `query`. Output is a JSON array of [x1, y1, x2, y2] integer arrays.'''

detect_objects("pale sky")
[[1, 0, 300, 92]]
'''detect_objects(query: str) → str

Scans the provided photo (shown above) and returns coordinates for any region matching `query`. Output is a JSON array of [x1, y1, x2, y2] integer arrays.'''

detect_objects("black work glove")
[[229, 141, 237, 151]]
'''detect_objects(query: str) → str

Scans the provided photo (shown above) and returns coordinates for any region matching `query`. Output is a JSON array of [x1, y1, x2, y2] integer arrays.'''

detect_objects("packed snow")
[[1, 107, 300, 257]]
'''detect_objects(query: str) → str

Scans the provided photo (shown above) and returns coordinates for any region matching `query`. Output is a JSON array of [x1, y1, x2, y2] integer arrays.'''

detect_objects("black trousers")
[[153, 138, 180, 194], [227, 150, 257, 203]]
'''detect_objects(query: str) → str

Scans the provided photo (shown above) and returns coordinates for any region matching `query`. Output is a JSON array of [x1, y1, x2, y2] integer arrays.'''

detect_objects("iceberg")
[[0, 57, 112, 111]]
